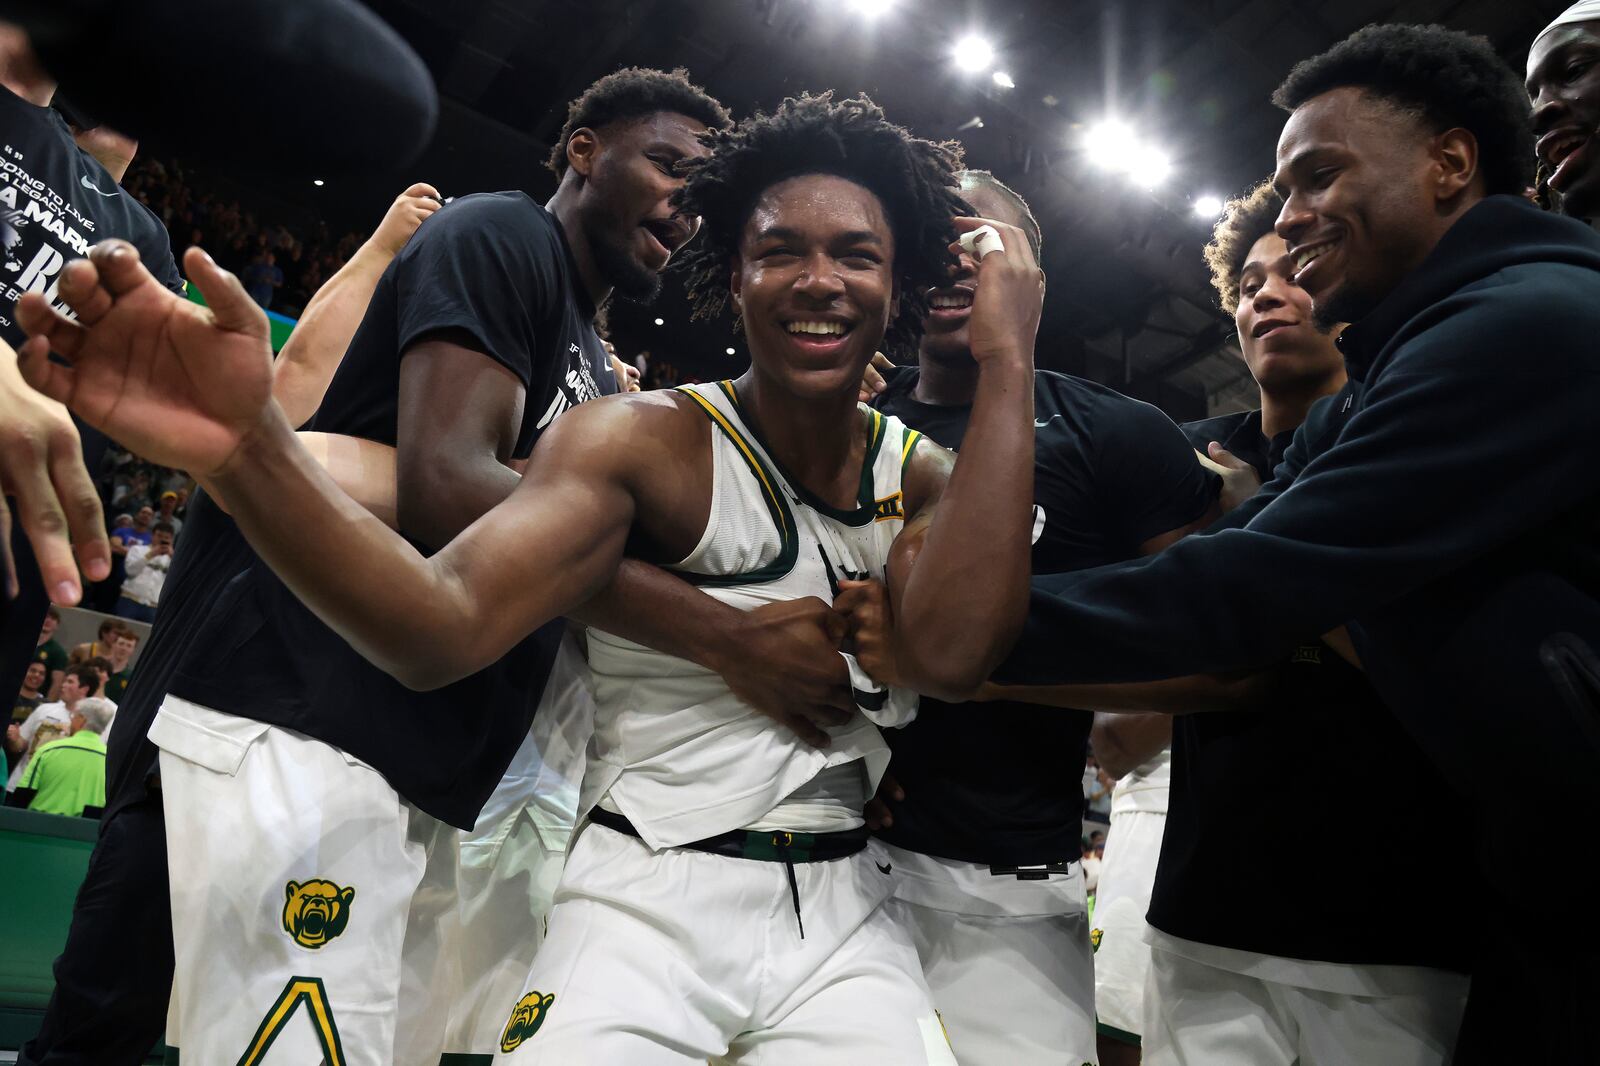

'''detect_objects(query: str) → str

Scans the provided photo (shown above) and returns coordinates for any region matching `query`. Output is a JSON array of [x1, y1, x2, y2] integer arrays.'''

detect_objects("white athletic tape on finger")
[[958, 224, 1005, 259]]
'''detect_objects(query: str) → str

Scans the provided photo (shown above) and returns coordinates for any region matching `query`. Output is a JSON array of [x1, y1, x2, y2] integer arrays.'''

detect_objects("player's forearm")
[[570, 558, 743, 667], [204, 405, 477, 688], [896, 357, 1035, 696], [1091, 712, 1171, 779], [272, 244, 393, 427]]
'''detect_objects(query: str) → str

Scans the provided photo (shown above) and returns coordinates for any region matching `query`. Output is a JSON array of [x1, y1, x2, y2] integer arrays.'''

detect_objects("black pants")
[[19, 794, 172, 1066]]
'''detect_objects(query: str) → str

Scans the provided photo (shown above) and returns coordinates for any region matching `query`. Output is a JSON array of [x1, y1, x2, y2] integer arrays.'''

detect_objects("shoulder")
[[537, 388, 705, 457], [400, 192, 557, 265], [1404, 261, 1600, 374]]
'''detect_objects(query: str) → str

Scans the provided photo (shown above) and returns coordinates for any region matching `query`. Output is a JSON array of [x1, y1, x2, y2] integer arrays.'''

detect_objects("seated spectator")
[[69, 618, 124, 665], [117, 521, 175, 623], [33, 607, 67, 701], [103, 629, 140, 702], [7, 663, 100, 791], [18, 697, 114, 817], [13, 661, 46, 723], [155, 488, 185, 535]]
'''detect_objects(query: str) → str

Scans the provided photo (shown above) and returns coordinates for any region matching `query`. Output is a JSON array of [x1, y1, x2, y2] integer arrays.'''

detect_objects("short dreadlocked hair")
[[1204, 180, 1283, 314], [1272, 23, 1535, 198], [959, 170, 1042, 261], [674, 92, 968, 357], [547, 67, 732, 177]]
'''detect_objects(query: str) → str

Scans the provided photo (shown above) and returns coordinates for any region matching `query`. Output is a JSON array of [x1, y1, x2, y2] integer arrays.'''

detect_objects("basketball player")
[[864, 169, 1218, 1065], [18, 91, 1043, 1063], [1527, 3, 1600, 220], [13, 67, 731, 1066]]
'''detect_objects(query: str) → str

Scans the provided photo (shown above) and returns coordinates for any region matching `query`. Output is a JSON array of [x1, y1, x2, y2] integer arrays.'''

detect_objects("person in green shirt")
[[34, 606, 67, 701], [21, 696, 113, 816]]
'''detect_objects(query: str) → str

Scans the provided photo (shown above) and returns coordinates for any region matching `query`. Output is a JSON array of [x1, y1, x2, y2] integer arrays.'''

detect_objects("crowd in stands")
[[7, 634, 119, 817]]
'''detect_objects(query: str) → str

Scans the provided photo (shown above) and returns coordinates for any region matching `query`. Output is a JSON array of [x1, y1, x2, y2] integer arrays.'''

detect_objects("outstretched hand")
[[15, 241, 279, 481]]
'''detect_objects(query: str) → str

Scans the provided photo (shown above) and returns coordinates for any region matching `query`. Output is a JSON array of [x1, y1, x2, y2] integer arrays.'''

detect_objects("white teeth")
[[1293, 242, 1331, 272], [930, 294, 972, 309], [785, 320, 846, 335]]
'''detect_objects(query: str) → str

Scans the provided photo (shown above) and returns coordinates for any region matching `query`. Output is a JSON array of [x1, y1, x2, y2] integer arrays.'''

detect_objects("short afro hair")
[[1272, 23, 1534, 198], [547, 67, 732, 177], [674, 92, 967, 357], [959, 170, 1042, 262], [1204, 180, 1283, 314]]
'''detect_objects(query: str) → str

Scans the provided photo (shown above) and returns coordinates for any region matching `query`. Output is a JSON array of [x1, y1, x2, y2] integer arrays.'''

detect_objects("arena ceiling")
[[261, 0, 1571, 420]]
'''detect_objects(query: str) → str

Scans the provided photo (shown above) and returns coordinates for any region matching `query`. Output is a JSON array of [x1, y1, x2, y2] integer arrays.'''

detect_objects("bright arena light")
[[1081, 119, 1138, 169], [726, 347, 737, 356], [951, 34, 995, 74], [1129, 144, 1172, 186], [1193, 194, 1224, 218], [653, 318, 665, 326], [312, 178, 325, 187], [991, 70, 1015, 89]]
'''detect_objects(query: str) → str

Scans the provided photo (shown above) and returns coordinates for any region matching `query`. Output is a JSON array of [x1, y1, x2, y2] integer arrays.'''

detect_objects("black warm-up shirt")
[[1149, 407, 1471, 968], [998, 196, 1600, 837], [108, 193, 615, 828], [871, 367, 1217, 864], [0, 86, 184, 733]]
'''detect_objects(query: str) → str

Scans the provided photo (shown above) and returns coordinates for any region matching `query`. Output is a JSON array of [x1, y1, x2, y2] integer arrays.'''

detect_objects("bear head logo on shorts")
[[1090, 927, 1103, 953], [282, 879, 356, 949], [500, 990, 557, 1052]]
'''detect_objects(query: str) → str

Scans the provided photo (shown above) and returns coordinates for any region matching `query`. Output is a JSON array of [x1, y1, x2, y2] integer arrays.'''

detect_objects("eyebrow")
[[751, 226, 886, 246], [1527, 38, 1597, 95]]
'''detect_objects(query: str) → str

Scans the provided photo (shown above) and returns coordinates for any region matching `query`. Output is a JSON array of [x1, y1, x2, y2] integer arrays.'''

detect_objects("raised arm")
[[273, 183, 441, 427], [880, 217, 1042, 700], [15, 241, 645, 690]]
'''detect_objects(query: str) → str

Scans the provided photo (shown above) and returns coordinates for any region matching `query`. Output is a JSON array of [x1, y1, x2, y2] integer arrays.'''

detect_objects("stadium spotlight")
[[312, 178, 325, 187], [1081, 119, 1137, 169], [654, 318, 665, 326], [952, 34, 995, 74], [726, 347, 737, 355], [847, 0, 893, 17], [1192, 194, 1224, 218], [1129, 144, 1172, 186], [991, 70, 1015, 89]]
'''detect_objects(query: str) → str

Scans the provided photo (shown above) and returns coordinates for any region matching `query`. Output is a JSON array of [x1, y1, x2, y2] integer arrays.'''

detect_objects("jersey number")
[[236, 976, 345, 1066]]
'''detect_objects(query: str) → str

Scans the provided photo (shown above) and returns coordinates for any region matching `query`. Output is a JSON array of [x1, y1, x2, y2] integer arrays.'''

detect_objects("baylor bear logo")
[[1090, 927, 1103, 953], [282, 879, 355, 949], [500, 990, 556, 1052]]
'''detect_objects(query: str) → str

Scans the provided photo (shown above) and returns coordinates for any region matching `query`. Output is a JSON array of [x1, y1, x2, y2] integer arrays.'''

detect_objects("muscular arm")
[[1092, 712, 1170, 779]]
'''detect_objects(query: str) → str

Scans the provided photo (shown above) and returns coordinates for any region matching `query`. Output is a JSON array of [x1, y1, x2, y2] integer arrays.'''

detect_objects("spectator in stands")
[[7, 662, 99, 791], [18, 696, 113, 816], [1084, 754, 1114, 822], [104, 629, 139, 702], [242, 250, 285, 310], [111, 470, 153, 513], [155, 489, 184, 536], [13, 661, 46, 722], [116, 521, 174, 622], [123, 504, 155, 545], [33, 606, 66, 701], [81, 656, 115, 706], [69, 618, 123, 665]]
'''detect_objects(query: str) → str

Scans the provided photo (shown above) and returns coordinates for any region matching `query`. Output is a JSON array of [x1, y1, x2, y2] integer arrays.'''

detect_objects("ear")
[[1432, 127, 1480, 202], [729, 256, 743, 310], [566, 127, 600, 180], [285, 881, 299, 900], [340, 886, 356, 906]]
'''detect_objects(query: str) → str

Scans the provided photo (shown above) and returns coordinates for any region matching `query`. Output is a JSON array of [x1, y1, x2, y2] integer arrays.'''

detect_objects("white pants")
[[878, 841, 1098, 1066], [494, 823, 955, 1064], [155, 697, 459, 1066], [441, 805, 569, 1056], [1145, 939, 1470, 1066], [1092, 806, 1166, 1039]]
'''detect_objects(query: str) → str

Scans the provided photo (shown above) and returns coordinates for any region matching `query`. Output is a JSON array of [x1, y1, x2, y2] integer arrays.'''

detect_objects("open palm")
[[15, 242, 277, 478]]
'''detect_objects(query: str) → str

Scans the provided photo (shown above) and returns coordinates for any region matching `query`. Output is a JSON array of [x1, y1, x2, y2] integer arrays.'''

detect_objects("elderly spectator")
[[19, 697, 114, 816], [7, 662, 99, 791], [117, 522, 175, 622]]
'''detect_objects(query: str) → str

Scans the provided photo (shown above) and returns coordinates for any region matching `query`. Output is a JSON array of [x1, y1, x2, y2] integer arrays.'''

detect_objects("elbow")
[[897, 644, 1004, 704]]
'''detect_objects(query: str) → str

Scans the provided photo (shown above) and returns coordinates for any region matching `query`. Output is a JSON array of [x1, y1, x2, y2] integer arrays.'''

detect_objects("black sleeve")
[[125, 198, 184, 295], [997, 271, 1600, 684], [1089, 390, 1219, 545], [1201, 395, 1332, 535], [391, 194, 557, 389]]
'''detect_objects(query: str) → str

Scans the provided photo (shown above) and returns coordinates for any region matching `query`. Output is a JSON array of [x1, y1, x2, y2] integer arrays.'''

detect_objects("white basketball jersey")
[[581, 380, 926, 850]]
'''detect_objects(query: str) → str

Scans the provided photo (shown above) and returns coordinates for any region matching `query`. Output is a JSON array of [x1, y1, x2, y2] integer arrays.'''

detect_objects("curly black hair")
[[547, 67, 732, 177], [959, 170, 1042, 261], [1272, 23, 1534, 198], [1203, 180, 1283, 314], [673, 92, 968, 357]]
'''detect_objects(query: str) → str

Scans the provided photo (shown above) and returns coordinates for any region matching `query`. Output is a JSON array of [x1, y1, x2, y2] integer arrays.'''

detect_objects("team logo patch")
[[1090, 927, 1103, 953], [500, 990, 557, 1052], [282, 879, 355, 949], [873, 491, 904, 522]]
